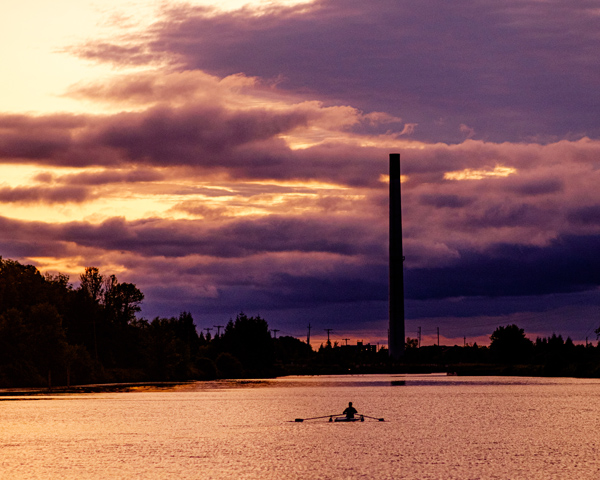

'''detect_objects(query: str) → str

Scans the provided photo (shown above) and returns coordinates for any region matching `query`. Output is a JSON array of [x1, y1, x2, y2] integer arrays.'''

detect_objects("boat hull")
[[332, 415, 364, 422]]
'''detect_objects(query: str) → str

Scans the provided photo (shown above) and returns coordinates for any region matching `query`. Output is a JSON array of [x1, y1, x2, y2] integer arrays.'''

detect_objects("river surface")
[[2, 374, 600, 479]]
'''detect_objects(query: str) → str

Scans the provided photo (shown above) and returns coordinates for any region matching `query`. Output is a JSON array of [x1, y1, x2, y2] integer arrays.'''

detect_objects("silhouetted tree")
[[274, 336, 313, 364], [0, 258, 46, 312], [196, 357, 217, 380], [143, 313, 200, 380], [220, 313, 274, 375], [490, 324, 533, 364], [216, 352, 244, 378], [26, 304, 68, 387], [77, 267, 106, 360], [104, 276, 144, 327], [79, 267, 104, 302]]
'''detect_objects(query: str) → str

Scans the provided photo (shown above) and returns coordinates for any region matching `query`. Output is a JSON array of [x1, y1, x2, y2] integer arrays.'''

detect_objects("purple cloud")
[[3, 0, 600, 343], [0, 185, 91, 204], [56, 214, 385, 259], [71, 0, 600, 143]]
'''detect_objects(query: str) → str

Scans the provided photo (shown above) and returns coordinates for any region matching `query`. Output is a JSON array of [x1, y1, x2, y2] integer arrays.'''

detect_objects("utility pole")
[[324, 329, 333, 345], [213, 325, 224, 337], [204, 327, 212, 341], [342, 338, 350, 346], [417, 326, 422, 348], [437, 327, 440, 347], [464, 336, 466, 348], [271, 329, 280, 339], [307, 323, 312, 346]]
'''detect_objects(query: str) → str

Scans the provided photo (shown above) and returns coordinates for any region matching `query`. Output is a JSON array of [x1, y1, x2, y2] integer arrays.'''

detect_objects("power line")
[[213, 325, 224, 336]]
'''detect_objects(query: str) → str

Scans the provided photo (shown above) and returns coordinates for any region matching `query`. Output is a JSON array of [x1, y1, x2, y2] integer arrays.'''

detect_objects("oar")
[[361, 414, 385, 422], [292, 414, 342, 422]]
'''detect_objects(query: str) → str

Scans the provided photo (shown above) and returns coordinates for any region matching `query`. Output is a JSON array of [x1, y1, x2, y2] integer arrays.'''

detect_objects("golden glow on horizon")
[[0, 164, 358, 224], [444, 165, 517, 181], [0, 164, 52, 185], [357, 138, 426, 150], [26, 257, 92, 278], [0, 0, 315, 115], [246, 179, 348, 190], [28, 255, 131, 279], [280, 128, 426, 151], [195, 0, 315, 12]]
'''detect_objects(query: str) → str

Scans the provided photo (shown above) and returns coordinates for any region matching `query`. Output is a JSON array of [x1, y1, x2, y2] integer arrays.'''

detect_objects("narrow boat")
[[331, 415, 364, 422], [293, 413, 383, 422]]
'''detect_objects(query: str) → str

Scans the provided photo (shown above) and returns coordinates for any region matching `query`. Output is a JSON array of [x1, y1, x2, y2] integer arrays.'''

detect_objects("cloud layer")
[[73, 0, 600, 143], [2, 0, 600, 344]]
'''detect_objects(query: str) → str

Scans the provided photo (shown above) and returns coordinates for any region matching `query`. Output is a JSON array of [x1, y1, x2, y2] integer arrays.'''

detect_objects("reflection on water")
[[2, 374, 600, 479]]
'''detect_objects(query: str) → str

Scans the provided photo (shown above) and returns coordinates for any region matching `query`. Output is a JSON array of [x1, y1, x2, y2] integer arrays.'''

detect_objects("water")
[[2, 374, 600, 479]]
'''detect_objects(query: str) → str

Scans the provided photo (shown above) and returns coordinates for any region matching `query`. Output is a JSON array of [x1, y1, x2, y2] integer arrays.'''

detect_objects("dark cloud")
[[419, 194, 474, 209], [461, 203, 548, 228], [0, 185, 91, 204], [68, 41, 158, 66], [0, 114, 87, 161], [2, 100, 596, 193], [6, 206, 600, 302], [92, 105, 308, 162], [4, 0, 600, 343], [73, 0, 600, 143], [0, 217, 70, 258], [57, 169, 165, 185], [0, 114, 86, 129], [0, 128, 71, 160], [0, 108, 391, 187], [567, 205, 600, 226], [405, 234, 600, 299], [508, 178, 564, 196], [265, 268, 387, 307], [5, 203, 600, 341], [58, 215, 385, 259]]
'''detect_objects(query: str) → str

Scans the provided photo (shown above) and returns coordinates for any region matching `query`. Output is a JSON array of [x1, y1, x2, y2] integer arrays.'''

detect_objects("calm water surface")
[[2, 374, 600, 479]]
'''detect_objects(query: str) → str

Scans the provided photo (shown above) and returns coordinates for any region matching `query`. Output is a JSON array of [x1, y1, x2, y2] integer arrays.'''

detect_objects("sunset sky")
[[2, 0, 600, 346]]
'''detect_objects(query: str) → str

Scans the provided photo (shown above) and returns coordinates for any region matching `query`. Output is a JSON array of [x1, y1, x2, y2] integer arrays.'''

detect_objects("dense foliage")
[[0, 258, 318, 387], [402, 324, 600, 377], [2, 257, 600, 388]]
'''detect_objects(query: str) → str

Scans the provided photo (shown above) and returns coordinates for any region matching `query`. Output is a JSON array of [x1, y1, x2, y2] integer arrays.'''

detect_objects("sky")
[[2, 0, 600, 347]]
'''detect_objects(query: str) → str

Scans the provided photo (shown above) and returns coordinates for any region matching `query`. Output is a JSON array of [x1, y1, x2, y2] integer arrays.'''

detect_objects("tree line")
[[403, 324, 600, 377], [2, 256, 600, 388], [0, 258, 319, 388]]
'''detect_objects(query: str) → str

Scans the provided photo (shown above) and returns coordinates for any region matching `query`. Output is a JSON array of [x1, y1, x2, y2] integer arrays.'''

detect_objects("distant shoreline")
[[4, 365, 600, 397], [0, 381, 194, 397]]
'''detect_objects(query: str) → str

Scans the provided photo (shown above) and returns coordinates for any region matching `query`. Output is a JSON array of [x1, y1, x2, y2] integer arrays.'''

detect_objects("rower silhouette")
[[343, 402, 358, 419]]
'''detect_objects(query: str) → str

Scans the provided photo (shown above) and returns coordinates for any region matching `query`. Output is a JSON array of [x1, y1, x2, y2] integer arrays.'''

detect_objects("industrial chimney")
[[389, 153, 405, 359]]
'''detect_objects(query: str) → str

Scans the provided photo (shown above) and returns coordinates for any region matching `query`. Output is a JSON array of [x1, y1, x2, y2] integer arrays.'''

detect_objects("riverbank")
[[5, 361, 600, 397], [0, 381, 194, 397]]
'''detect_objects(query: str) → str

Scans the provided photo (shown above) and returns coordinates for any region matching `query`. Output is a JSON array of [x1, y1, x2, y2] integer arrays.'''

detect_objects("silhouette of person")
[[343, 402, 358, 419]]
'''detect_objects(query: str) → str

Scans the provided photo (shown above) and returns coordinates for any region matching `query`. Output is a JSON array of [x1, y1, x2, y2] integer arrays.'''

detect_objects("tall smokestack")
[[389, 153, 405, 359]]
